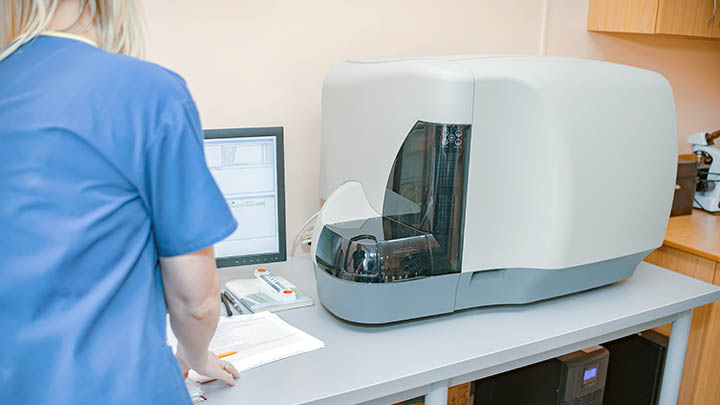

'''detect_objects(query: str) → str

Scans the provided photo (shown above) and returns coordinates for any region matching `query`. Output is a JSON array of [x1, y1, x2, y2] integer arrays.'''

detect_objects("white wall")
[[143, 0, 546, 244]]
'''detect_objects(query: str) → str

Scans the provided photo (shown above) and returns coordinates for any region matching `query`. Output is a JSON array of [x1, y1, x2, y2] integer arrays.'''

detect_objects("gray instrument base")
[[314, 251, 652, 324]]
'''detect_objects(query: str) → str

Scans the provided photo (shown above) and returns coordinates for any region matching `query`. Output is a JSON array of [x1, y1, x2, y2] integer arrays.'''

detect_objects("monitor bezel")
[[204, 127, 287, 268]]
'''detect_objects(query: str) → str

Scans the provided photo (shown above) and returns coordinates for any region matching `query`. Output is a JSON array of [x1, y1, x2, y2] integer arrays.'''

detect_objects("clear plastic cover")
[[315, 216, 448, 282], [383, 121, 471, 273], [315, 121, 471, 283]]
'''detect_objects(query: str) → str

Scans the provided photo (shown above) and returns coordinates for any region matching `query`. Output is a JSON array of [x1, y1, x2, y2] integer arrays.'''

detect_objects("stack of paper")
[[167, 312, 324, 384], [185, 381, 206, 403]]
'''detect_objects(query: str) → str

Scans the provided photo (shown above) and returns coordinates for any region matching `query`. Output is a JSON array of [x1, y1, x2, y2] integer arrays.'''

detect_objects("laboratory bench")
[[644, 209, 720, 405], [204, 255, 720, 405]]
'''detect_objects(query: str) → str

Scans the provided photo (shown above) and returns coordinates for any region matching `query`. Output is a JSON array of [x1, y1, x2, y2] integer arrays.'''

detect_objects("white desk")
[[207, 256, 720, 405]]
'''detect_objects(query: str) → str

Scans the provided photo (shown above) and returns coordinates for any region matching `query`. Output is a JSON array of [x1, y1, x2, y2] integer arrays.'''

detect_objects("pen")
[[223, 290, 248, 314], [220, 292, 233, 317]]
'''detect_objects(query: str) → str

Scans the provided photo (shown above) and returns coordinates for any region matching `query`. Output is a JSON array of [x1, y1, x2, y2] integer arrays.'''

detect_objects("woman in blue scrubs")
[[0, 1, 240, 403]]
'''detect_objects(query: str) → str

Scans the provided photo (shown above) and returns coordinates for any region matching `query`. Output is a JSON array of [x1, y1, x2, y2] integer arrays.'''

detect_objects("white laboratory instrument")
[[687, 130, 720, 213], [311, 55, 677, 324]]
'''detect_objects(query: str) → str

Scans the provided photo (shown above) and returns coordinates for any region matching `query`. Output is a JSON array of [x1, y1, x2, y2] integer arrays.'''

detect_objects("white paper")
[[167, 312, 324, 382], [186, 380, 204, 399]]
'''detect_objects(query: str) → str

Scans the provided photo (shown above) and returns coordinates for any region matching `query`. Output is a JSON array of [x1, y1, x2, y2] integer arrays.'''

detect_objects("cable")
[[291, 211, 320, 256], [709, 0, 717, 27], [538, 0, 550, 55]]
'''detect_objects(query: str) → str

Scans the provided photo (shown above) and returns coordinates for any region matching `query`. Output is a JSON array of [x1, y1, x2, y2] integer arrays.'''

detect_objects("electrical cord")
[[291, 211, 320, 256], [698, 172, 720, 184]]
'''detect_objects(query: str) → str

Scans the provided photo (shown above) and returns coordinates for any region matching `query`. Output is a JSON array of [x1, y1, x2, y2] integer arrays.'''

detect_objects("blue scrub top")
[[0, 34, 237, 404]]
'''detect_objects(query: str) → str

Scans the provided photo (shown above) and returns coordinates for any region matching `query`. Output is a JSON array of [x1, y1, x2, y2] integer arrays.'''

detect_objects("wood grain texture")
[[689, 262, 720, 405], [644, 246, 716, 405], [656, 0, 717, 37], [663, 209, 720, 262], [587, 0, 658, 33], [447, 383, 471, 405], [645, 246, 716, 281], [392, 382, 471, 405]]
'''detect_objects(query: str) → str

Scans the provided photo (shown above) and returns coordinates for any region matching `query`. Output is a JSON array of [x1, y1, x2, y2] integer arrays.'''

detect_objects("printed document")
[[167, 312, 324, 382]]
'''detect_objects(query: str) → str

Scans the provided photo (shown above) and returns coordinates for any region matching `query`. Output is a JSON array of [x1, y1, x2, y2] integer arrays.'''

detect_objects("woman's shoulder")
[[86, 49, 193, 103]]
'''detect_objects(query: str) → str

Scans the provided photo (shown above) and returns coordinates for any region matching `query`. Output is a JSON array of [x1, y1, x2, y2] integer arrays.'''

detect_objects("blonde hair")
[[0, 0, 144, 62]]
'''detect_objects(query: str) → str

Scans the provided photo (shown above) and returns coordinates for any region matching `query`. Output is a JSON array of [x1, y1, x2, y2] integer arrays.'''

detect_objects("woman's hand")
[[163, 247, 239, 385], [176, 346, 240, 386]]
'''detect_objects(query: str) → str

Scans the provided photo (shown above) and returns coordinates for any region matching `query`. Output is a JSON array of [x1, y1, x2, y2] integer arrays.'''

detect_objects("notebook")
[[225, 276, 313, 313]]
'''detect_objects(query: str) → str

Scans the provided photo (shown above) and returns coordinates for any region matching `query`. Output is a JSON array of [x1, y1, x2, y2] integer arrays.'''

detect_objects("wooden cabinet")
[[588, 0, 720, 39], [691, 262, 720, 404], [643, 210, 720, 404], [656, 0, 720, 38], [588, 0, 659, 34], [644, 246, 715, 405]]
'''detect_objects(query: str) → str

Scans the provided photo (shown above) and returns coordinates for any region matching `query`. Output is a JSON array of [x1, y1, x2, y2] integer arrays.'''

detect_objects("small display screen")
[[584, 367, 598, 381]]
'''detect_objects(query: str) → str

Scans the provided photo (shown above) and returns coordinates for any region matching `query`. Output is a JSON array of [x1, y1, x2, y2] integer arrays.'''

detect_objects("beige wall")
[[143, 0, 545, 244], [143, 1, 720, 246], [545, 0, 720, 155]]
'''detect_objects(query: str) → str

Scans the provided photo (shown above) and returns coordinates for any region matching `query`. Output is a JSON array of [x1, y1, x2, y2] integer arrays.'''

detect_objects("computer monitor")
[[204, 127, 286, 267]]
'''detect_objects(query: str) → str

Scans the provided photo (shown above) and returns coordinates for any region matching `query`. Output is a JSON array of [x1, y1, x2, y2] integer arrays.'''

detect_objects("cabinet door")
[[588, 0, 659, 33], [643, 246, 716, 405], [656, 0, 718, 37], [690, 262, 720, 404]]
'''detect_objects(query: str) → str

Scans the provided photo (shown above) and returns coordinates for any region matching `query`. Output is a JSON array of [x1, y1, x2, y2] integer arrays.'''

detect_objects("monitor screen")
[[204, 127, 286, 267]]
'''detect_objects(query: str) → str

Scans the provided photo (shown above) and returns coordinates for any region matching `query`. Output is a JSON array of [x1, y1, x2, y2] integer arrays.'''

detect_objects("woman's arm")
[[160, 246, 239, 385]]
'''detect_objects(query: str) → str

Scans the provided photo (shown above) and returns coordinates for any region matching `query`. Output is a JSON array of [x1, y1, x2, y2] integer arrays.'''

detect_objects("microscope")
[[688, 129, 720, 213]]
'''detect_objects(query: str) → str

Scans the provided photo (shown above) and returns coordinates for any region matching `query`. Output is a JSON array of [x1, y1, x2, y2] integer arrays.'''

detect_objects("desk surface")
[[207, 256, 720, 405], [665, 209, 720, 262]]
